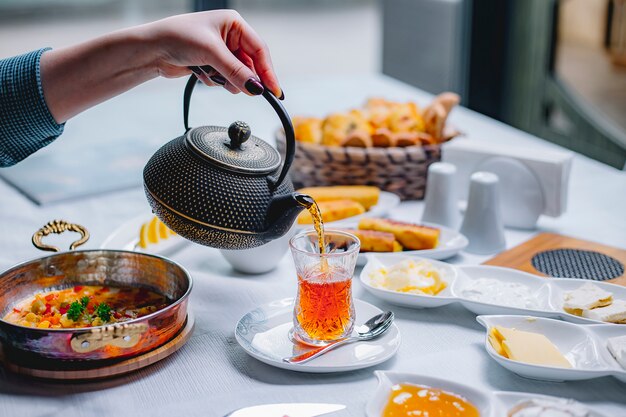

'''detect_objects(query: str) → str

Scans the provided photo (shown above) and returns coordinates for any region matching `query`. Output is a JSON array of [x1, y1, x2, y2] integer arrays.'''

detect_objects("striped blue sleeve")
[[0, 48, 65, 167]]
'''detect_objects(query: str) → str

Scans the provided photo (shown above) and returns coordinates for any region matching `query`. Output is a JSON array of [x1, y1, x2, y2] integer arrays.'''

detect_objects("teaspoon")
[[283, 311, 394, 364]]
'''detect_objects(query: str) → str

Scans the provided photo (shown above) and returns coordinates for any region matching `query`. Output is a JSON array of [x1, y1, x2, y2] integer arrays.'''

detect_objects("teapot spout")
[[264, 192, 311, 240]]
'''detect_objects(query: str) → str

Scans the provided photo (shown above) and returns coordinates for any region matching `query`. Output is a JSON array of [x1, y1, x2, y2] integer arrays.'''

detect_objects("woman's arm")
[[40, 10, 283, 124]]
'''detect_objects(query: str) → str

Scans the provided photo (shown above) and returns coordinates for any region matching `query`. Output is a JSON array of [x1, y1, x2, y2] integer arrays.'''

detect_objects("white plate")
[[476, 315, 626, 382], [359, 256, 626, 324], [234, 297, 401, 373], [367, 371, 610, 417], [100, 213, 188, 255], [353, 223, 468, 266], [295, 191, 401, 230], [359, 255, 458, 309]]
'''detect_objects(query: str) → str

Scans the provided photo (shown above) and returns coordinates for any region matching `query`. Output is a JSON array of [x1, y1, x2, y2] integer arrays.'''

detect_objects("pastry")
[[293, 117, 322, 144], [297, 185, 380, 210], [358, 218, 439, 250], [433, 92, 461, 113], [343, 229, 402, 252], [297, 199, 365, 224], [387, 102, 425, 133], [321, 111, 372, 147]]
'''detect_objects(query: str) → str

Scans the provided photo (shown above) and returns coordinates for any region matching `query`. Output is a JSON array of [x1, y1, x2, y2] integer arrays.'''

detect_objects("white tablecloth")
[[0, 75, 625, 416]]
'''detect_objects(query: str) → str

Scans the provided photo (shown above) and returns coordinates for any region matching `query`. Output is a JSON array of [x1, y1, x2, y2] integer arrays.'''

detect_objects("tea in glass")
[[289, 230, 360, 346]]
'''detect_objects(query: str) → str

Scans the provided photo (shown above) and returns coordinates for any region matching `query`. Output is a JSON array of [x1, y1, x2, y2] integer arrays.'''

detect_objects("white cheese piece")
[[563, 283, 613, 313], [508, 398, 590, 417], [461, 278, 539, 309], [582, 299, 626, 323], [607, 335, 626, 370]]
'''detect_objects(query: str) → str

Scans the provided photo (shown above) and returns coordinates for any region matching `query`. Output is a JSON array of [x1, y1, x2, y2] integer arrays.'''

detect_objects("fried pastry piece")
[[343, 229, 403, 252], [358, 218, 439, 250], [321, 111, 372, 147], [387, 102, 425, 133], [297, 186, 380, 210], [297, 199, 366, 224], [433, 92, 460, 113], [364, 98, 394, 129], [422, 101, 447, 140], [372, 128, 394, 147], [293, 117, 323, 144], [393, 132, 420, 147], [423, 92, 460, 141]]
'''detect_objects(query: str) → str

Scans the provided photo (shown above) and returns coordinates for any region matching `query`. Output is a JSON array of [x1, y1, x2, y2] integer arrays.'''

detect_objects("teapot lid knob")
[[228, 121, 251, 149]]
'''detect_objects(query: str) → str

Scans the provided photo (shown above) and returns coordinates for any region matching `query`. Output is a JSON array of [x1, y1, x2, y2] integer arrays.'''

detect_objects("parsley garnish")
[[95, 303, 112, 322], [66, 296, 91, 321], [66, 301, 85, 321]]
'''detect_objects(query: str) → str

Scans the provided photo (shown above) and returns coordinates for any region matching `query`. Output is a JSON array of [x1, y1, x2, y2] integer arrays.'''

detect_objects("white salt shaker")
[[421, 162, 460, 229], [460, 171, 506, 254]]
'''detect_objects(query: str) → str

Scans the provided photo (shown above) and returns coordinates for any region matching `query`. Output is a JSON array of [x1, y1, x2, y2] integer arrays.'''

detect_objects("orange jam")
[[382, 384, 481, 417]]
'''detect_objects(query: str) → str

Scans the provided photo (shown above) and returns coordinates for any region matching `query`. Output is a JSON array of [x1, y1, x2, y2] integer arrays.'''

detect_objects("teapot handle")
[[182, 75, 295, 190]]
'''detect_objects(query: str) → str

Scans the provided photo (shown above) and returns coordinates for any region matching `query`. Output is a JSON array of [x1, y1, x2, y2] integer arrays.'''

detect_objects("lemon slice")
[[158, 219, 169, 239], [147, 216, 160, 245], [138, 223, 150, 249]]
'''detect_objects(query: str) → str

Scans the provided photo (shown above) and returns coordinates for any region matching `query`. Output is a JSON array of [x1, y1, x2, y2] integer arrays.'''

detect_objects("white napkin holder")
[[442, 138, 573, 229]]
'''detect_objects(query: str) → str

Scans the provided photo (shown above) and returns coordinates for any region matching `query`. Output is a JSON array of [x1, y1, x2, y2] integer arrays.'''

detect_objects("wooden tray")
[[0, 312, 194, 380], [484, 233, 626, 286]]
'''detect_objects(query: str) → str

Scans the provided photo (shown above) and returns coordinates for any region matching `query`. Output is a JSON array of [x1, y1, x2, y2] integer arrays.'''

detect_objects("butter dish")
[[476, 315, 626, 383], [359, 254, 626, 324]]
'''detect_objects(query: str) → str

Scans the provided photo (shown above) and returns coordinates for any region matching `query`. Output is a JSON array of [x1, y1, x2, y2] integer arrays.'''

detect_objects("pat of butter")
[[583, 299, 626, 323], [607, 335, 626, 370], [489, 326, 572, 368], [563, 283, 613, 314]]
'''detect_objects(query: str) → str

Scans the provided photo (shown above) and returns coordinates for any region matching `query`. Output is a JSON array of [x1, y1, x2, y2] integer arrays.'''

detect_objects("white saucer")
[[234, 297, 401, 373]]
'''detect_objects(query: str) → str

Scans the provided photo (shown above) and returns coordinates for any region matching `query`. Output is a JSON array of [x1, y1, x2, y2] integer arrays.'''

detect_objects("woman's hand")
[[143, 10, 282, 98], [40, 10, 282, 124]]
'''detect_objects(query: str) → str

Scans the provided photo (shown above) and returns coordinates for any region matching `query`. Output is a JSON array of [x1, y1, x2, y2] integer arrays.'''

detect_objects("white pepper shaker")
[[460, 171, 506, 254], [421, 162, 460, 229]]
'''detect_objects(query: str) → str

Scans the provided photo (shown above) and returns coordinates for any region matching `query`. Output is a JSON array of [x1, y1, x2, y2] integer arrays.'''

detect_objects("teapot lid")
[[185, 122, 281, 175]]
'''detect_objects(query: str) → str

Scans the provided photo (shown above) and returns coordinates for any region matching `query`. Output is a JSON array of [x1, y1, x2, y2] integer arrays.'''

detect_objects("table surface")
[[1, 74, 625, 417]]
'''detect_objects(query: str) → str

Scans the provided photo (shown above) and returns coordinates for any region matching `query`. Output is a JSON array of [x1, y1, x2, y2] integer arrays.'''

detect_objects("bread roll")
[[293, 117, 322, 144]]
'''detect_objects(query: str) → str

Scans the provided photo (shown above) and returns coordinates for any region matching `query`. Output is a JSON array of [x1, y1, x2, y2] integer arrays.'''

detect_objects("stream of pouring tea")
[[298, 196, 328, 271]]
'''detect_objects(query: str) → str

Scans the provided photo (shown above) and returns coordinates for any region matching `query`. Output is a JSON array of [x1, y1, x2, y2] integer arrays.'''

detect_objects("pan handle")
[[70, 323, 149, 353], [32, 220, 90, 252]]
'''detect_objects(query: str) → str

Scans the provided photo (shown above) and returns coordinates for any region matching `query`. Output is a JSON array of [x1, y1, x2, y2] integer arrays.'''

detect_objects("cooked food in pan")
[[4, 285, 170, 329]]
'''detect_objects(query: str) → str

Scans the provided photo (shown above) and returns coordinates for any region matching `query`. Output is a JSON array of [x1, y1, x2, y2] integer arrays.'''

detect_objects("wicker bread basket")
[[276, 130, 442, 200]]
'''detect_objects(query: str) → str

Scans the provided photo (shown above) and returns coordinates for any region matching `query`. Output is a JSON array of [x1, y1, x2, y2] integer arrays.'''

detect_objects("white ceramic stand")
[[477, 156, 545, 229]]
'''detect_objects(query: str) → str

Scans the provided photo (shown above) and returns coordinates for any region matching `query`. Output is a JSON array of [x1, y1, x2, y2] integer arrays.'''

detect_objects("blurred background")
[[0, 0, 624, 171]]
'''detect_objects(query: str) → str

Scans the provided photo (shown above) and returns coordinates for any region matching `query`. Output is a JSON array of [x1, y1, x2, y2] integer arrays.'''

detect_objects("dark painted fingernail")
[[210, 75, 226, 86], [245, 78, 264, 95], [278, 90, 285, 100], [188, 66, 202, 75], [200, 65, 215, 74]]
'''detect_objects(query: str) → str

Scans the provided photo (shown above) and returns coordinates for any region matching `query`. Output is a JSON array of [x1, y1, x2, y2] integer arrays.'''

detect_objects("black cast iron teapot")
[[143, 75, 311, 250]]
